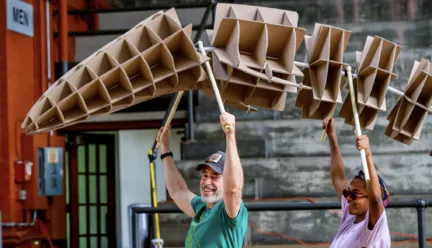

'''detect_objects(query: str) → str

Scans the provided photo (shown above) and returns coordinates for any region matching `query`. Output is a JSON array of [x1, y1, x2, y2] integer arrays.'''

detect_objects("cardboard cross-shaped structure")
[[203, 3, 306, 111], [22, 8, 209, 135], [295, 24, 351, 119], [339, 36, 401, 130], [385, 58, 432, 144]]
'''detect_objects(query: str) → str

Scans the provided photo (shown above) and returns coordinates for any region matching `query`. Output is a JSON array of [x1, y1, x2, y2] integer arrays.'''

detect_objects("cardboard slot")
[[163, 27, 200, 72], [378, 40, 396, 71], [125, 26, 161, 53], [212, 18, 238, 47], [176, 66, 202, 90], [308, 99, 334, 119], [142, 43, 176, 83], [329, 28, 344, 62], [405, 72, 427, 102], [35, 107, 64, 131], [78, 80, 111, 113], [238, 20, 266, 67], [100, 67, 133, 102], [393, 97, 413, 131], [105, 39, 140, 64], [28, 97, 53, 120], [360, 37, 382, 71], [358, 106, 379, 129], [323, 63, 342, 102], [48, 81, 76, 104], [309, 61, 329, 100], [87, 106, 112, 119], [154, 75, 178, 95], [147, 14, 182, 40], [371, 70, 391, 108], [400, 105, 428, 138], [245, 88, 285, 110], [310, 25, 330, 62], [67, 66, 98, 89], [266, 24, 298, 73], [112, 95, 134, 111], [230, 68, 258, 87], [223, 83, 253, 102], [57, 93, 88, 123], [122, 55, 154, 91], [87, 52, 119, 76], [416, 76, 432, 107]]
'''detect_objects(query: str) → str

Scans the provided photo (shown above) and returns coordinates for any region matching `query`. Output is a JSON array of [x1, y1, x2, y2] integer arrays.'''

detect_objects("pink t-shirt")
[[329, 196, 391, 248]]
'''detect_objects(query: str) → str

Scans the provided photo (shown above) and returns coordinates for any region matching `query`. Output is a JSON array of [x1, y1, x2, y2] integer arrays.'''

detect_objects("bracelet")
[[160, 151, 173, 160]]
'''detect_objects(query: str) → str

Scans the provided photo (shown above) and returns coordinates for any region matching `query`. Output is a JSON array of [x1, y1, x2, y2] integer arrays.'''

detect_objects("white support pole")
[[346, 66, 370, 181], [197, 41, 231, 131]]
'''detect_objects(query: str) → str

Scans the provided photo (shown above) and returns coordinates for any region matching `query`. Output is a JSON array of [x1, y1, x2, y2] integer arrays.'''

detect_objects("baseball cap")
[[196, 151, 226, 174]]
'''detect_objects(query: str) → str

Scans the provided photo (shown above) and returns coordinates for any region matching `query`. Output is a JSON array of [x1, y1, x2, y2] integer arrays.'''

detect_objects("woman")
[[323, 117, 391, 248]]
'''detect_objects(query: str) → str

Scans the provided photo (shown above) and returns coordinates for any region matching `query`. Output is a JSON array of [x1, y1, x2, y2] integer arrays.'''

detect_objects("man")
[[157, 112, 248, 247], [323, 117, 391, 248]]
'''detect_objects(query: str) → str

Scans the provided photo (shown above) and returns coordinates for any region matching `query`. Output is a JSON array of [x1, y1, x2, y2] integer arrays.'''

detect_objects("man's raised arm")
[[220, 113, 244, 219], [158, 126, 196, 218]]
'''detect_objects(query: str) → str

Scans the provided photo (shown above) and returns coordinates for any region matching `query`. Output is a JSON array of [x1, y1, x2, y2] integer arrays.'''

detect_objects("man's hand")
[[323, 117, 336, 138], [157, 125, 171, 153], [220, 112, 236, 136], [356, 135, 372, 156]]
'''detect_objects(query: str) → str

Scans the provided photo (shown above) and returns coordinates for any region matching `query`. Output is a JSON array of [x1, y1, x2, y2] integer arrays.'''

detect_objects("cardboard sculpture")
[[339, 36, 401, 130], [22, 8, 209, 134], [203, 3, 306, 111], [295, 24, 351, 119], [385, 58, 432, 144]]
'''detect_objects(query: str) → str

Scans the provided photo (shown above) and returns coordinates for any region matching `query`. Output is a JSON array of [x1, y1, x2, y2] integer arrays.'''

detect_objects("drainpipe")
[[59, 0, 68, 75]]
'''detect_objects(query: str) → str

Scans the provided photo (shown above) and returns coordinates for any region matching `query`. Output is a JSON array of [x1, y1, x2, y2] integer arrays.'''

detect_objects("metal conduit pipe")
[[2, 211, 37, 227]]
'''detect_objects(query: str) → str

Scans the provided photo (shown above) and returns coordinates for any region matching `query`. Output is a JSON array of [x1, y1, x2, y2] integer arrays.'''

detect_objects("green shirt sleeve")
[[220, 200, 248, 227], [191, 195, 204, 214]]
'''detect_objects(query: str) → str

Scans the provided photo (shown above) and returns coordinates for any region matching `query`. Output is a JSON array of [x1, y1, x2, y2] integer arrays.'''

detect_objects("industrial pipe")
[[59, 0, 68, 75], [2, 211, 37, 227]]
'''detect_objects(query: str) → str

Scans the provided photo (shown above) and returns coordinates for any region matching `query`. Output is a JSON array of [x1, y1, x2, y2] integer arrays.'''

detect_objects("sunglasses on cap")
[[342, 189, 368, 200]]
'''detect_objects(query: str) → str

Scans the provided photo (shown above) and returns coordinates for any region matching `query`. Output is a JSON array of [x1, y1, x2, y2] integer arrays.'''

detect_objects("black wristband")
[[160, 151, 173, 160]]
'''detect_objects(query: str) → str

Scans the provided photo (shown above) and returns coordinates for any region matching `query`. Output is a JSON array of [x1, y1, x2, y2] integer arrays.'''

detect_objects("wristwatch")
[[160, 151, 173, 160]]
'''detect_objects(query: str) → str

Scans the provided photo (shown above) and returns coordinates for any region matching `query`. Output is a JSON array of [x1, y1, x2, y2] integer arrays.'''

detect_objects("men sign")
[[7, 0, 34, 37]]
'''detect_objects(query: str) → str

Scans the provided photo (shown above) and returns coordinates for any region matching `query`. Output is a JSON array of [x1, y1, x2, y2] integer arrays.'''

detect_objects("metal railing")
[[131, 199, 430, 248]]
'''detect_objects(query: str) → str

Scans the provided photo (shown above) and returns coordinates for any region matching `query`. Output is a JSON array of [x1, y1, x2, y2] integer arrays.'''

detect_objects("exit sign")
[[6, 0, 34, 37]]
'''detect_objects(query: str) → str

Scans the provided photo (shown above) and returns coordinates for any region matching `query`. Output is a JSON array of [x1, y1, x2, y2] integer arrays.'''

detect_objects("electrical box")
[[38, 147, 64, 196]]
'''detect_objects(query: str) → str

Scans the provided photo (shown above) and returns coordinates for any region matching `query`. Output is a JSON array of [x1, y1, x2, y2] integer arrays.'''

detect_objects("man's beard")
[[201, 184, 224, 204]]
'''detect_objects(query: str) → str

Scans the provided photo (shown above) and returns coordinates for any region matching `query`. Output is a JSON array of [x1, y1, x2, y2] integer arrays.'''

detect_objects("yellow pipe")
[[148, 149, 161, 239]]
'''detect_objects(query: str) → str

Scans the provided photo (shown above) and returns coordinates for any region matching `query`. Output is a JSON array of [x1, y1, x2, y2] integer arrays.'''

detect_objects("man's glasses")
[[342, 189, 368, 200]]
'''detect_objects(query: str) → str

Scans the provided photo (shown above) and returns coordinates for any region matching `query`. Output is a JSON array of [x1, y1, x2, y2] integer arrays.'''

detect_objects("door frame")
[[67, 133, 117, 248]]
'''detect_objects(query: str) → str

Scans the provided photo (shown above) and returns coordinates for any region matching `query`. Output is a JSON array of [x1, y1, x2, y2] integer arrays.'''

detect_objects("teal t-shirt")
[[184, 196, 248, 248]]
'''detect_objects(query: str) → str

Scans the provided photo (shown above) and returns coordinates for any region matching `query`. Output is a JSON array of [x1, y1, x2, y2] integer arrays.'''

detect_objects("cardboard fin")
[[147, 14, 181, 40], [231, 5, 258, 21], [329, 27, 344, 62], [68, 66, 98, 89], [87, 52, 118, 76], [164, 8, 182, 28], [255, 6, 284, 25], [212, 19, 238, 47], [226, 20, 241, 67], [142, 43, 176, 83], [163, 26, 200, 72], [122, 55, 154, 92], [105, 39, 140, 64], [253, 22, 268, 67], [57, 93, 88, 123], [35, 106, 65, 130], [310, 25, 330, 62], [78, 79, 111, 113], [255, 8, 265, 22], [309, 60, 329, 100], [99, 67, 133, 102], [281, 26, 296, 74], [358, 36, 380, 72], [126, 26, 160, 53], [48, 81, 77, 104], [379, 39, 396, 71], [212, 52, 230, 81]]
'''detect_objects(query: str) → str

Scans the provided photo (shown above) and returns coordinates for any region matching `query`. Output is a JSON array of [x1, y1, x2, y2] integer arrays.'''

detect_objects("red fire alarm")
[[15, 160, 33, 183]]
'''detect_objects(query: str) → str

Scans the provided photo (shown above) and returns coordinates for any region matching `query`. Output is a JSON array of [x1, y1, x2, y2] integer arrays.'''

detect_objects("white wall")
[[118, 128, 183, 248]]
